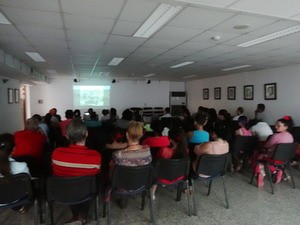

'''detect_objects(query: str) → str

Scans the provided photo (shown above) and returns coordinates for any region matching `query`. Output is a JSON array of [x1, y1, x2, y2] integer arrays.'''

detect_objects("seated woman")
[[254, 117, 294, 188], [151, 127, 189, 200], [142, 120, 170, 149], [112, 121, 152, 167], [187, 113, 209, 144], [0, 133, 30, 213], [193, 137, 229, 176]]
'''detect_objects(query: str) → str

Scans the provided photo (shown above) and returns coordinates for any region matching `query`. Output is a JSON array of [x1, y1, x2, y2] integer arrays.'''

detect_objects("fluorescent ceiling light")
[[108, 57, 124, 66], [98, 72, 110, 76], [133, 3, 183, 38], [222, 65, 251, 71], [144, 74, 155, 78], [237, 25, 300, 47], [170, 61, 194, 68], [183, 75, 197, 79], [25, 52, 46, 62], [0, 12, 11, 25]]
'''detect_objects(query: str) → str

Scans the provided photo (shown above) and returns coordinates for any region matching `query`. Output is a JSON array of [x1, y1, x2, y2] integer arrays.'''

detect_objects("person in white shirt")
[[250, 121, 273, 142], [232, 107, 244, 121], [161, 107, 172, 118]]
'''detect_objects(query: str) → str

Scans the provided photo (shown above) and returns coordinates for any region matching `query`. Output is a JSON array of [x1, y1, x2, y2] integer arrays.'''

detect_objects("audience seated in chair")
[[51, 118, 102, 224], [142, 120, 170, 148], [115, 109, 133, 130], [187, 113, 209, 144], [60, 109, 74, 137]]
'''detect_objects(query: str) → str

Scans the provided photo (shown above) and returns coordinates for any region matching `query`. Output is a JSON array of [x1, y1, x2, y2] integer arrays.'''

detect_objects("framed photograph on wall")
[[203, 88, 209, 100], [244, 85, 254, 100], [8, 88, 13, 104], [227, 86, 236, 100], [214, 87, 221, 100], [14, 89, 19, 103], [264, 83, 276, 100]]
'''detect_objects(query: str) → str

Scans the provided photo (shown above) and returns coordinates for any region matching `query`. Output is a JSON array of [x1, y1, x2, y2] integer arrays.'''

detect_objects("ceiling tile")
[[190, 30, 241, 43], [142, 38, 182, 50], [61, 0, 124, 19], [64, 14, 114, 33], [1, 7, 63, 28], [18, 26, 65, 40], [153, 26, 203, 41], [112, 20, 141, 36], [169, 6, 236, 30], [174, 0, 237, 8], [106, 35, 146, 47], [0, 0, 59, 12], [66, 30, 108, 43]]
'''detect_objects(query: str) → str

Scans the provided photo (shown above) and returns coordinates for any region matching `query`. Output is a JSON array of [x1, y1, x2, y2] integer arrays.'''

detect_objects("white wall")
[[0, 78, 23, 133], [29, 79, 185, 118], [186, 64, 300, 125]]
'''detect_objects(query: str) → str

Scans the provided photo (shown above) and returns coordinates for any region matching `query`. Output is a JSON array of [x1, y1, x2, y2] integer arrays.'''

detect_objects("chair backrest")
[[0, 173, 33, 208], [232, 136, 258, 154], [46, 175, 97, 205], [273, 142, 298, 162], [111, 164, 153, 192], [196, 153, 229, 177], [154, 158, 190, 181]]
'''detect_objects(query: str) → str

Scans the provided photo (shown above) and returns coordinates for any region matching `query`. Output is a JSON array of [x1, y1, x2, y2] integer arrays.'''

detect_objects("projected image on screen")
[[73, 85, 110, 108]]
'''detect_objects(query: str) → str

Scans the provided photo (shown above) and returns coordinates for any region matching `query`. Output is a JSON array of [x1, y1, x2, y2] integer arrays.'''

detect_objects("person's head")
[[110, 108, 117, 117], [102, 109, 109, 116], [49, 108, 57, 116], [208, 108, 217, 121], [236, 107, 244, 115], [181, 106, 190, 118], [150, 120, 163, 136], [122, 109, 133, 121], [218, 109, 230, 121], [194, 113, 207, 128], [65, 109, 74, 119], [88, 108, 94, 114], [44, 113, 52, 125], [32, 114, 42, 122], [25, 118, 40, 131], [257, 104, 265, 112], [126, 121, 143, 143], [90, 111, 98, 121], [108, 128, 127, 144], [238, 116, 248, 127], [165, 107, 170, 114], [0, 133, 15, 178], [74, 109, 81, 118], [66, 118, 87, 144], [197, 106, 204, 114], [275, 116, 293, 133], [168, 127, 188, 158]]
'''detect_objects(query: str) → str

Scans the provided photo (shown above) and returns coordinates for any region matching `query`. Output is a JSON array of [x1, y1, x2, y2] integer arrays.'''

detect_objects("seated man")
[[60, 109, 74, 137], [52, 118, 102, 224]]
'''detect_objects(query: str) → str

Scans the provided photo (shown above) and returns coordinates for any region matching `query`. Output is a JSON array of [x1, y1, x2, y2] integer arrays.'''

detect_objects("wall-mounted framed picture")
[[214, 87, 221, 100], [264, 83, 276, 100], [244, 85, 254, 100], [203, 88, 209, 100], [227, 86, 236, 100], [8, 88, 13, 104], [14, 89, 19, 103]]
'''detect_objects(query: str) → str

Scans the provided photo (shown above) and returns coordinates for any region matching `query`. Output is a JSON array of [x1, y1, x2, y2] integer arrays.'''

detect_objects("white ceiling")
[[1, 0, 300, 81]]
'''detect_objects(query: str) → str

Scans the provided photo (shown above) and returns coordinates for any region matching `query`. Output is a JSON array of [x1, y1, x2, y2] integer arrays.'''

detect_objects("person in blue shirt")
[[187, 113, 209, 144]]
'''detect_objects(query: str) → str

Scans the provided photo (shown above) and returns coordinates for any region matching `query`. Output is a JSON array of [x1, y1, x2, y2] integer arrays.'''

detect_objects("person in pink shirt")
[[60, 110, 74, 137], [255, 116, 294, 188]]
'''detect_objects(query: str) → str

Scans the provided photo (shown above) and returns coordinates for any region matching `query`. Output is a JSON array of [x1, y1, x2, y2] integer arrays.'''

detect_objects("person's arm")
[[235, 128, 241, 136], [264, 134, 277, 151], [187, 131, 193, 140]]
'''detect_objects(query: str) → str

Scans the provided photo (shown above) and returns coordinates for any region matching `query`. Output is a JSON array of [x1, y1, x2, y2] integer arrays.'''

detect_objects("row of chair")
[[0, 153, 229, 225]]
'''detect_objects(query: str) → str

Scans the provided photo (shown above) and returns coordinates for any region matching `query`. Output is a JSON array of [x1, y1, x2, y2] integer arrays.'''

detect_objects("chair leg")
[[49, 203, 54, 225], [250, 170, 255, 184], [191, 179, 197, 216], [95, 196, 100, 225], [141, 191, 146, 210], [222, 176, 229, 209], [149, 190, 156, 225], [267, 162, 274, 194], [176, 182, 182, 201], [186, 180, 191, 217], [207, 180, 212, 196], [103, 199, 106, 218], [288, 163, 296, 189], [45, 202, 49, 225], [34, 199, 38, 225], [107, 200, 111, 225]]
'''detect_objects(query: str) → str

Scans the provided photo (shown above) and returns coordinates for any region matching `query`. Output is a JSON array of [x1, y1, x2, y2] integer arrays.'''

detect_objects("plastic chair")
[[105, 164, 155, 225], [250, 142, 298, 194], [45, 175, 100, 225], [153, 158, 192, 216], [0, 173, 38, 225], [190, 153, 229, 215]]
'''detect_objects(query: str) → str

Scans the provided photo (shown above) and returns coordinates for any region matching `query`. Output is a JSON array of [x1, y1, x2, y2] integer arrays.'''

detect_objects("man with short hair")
[[52, 118, 101, 224]]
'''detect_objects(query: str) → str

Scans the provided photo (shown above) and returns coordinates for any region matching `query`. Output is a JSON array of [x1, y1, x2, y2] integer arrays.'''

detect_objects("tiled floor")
[[1, 168, 300, 225]]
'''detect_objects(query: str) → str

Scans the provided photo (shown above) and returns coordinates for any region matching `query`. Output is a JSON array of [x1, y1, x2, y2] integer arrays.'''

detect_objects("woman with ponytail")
[[0, 133, 30, 179]]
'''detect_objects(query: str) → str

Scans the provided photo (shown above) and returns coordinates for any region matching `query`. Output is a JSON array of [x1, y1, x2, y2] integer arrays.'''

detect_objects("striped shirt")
[[112, 146, 152, 166]]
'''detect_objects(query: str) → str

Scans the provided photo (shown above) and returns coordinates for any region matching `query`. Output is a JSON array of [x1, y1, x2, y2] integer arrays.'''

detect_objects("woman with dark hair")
[[0, 133, 30, 178], [235, 116, 252, 136], [115, 109, 133, 129], [254, 116, 294, 188], [151, 127, 189, 199], [213, 109, 233, 142], [187, 113, 209, 144]]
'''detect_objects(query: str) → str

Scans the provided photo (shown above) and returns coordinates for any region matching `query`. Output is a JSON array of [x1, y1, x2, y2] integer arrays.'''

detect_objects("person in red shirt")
[[52, 118, 101, 224], [60, 109, 74, 137], [13, 117, 47, 163], [142, 120, 170, 148]]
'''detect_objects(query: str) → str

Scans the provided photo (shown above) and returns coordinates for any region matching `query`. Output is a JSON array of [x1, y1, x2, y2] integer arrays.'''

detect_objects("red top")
[[13, 130, 47, 161], [142, 136, 170, 148], [156, 146, 174, 159], [52, 145, 101, 177], [60, 119, 72, 137]]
